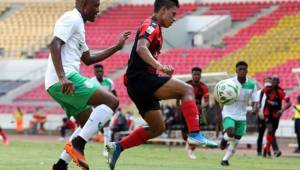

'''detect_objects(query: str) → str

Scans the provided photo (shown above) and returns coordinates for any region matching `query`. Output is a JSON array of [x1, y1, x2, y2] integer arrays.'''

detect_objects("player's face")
[[84, 0, 100, 22], [94, 67, 104, 78], [161, 6, 177, 28], [236, 65, 247, 78], [192, 71, 201, 83]]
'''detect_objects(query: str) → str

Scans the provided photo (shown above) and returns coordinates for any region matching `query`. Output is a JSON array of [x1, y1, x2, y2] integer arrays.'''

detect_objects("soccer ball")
[[214, 79, 240, 105]]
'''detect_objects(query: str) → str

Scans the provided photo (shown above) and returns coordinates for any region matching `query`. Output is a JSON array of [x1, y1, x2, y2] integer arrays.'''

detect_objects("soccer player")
[[180, 67, 209, 159], [47, 0, 130, 169], [260, 76, 291, 157], [91, 64, 117, 157], [293, 95, 300, 153], [256, 76, 272, 155], [106, 1, 217, 170], [0, 126, 8, 145], [219, 61, 259, 166]]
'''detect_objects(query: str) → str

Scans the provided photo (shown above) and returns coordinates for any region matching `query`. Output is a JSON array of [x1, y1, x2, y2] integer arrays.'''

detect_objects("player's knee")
[[108, 96, 119, 111], [151, 125, 165, 137], [182, 84, 194, 98]]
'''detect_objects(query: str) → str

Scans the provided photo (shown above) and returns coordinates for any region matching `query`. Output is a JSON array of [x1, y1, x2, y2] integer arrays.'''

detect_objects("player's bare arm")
[[50, 37, 75, 95], [81, 31, 131, 65], [136, 38, 174, 76]]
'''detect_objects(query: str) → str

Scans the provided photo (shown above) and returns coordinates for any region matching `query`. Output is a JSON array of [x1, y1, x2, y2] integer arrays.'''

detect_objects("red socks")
[[0, 130, 7, 142], [180, 100, 200, 133], [264, 133, 274, 151], [119, 127, 149, 150]]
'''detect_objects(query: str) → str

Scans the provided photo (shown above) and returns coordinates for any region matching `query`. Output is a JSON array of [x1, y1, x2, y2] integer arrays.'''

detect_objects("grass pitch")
[[0, 141, 299, 170]]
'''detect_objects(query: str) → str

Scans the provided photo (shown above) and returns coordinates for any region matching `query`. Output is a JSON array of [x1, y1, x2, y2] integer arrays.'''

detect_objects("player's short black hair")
[[235, 61, 248, 68], [154, 0, 180, 13], [94, 64, 103, 69], [192, 67, 202, 72]]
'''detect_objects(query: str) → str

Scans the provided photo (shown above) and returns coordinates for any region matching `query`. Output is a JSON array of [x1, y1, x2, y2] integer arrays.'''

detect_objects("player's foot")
[[106, 142, 122, 170], [257, 152, 262, 156], [219, 138, 228, 150], [3, 140, 9, 145], [51, 163, 68, 170], [64, 141, 89, 170], [221, 160, 230, 166], [187, 150, 197, 160], [274, 150, 282, 157], [187, 132, 218, 148], [103, 150, 109, 157], [263, 148, 272, 158]]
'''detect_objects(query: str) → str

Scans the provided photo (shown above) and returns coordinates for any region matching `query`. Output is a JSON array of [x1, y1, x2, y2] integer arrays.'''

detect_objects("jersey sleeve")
[[138, 23, 159, 43], [108, 78, 115, 91], [53, 14, 77, 43], [202, 84, 209, 97]]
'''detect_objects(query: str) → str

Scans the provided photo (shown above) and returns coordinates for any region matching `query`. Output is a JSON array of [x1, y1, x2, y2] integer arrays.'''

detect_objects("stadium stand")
[[201, 2, 270, 21], [254, 59, 300, 89], [204, 2, 300, 82], [0, 80, 28, 96], [0, 0, 117, 59], [0, 104, 43, 114], [0, 3, 9, 15], [85, 3, 198, 49]]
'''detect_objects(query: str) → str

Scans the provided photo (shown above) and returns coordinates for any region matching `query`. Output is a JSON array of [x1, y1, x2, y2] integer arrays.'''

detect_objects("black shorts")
[[126, 74, 170, 117], [265, 116, 280, 131], [295, 119, 300, 134]]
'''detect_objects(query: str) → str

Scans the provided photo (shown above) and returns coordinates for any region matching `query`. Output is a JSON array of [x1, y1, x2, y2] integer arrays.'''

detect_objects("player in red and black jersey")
[[106, 1, 217, 169], [260, 76, 291, 157], [181, 67, 209, 159]]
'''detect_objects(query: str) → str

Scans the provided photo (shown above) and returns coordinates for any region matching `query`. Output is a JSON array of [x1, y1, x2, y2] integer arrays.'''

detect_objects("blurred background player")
[[47, 0, 130, 169], [293, 95, 300, 153], [260, 76, 291, 157], [14, 107, 24, 134], [106, 1, 217, 170], [219, 61, 259, 166], [256, 76, 275, 156], [179, 67, 209, 160], [0, 126, 8, 145], [59, 117, 77, 140], [91, 64, 117, 157]]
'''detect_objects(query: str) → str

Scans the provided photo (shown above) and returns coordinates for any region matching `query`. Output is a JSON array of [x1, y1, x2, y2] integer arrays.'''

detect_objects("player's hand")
[[60, 77, 75, 95], [117, 31, 131, 49], [158, 65, 174, 76], [276, 110, 283, 117]]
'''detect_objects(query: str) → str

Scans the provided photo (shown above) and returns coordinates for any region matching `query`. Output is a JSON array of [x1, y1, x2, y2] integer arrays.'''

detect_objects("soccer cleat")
[[106, 142, 122, 170], [64, 141, 89, 170], [187, 132, 218, 148], [221, 160, 230, 166], [274, 150, 282, 157], [263, 148, 272, 158], [219, 138, 228, 150], [51, 164, 68, 170], [187, 150, 197, 160]]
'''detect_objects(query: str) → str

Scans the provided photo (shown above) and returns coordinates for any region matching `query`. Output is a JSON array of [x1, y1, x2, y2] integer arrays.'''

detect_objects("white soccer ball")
[[214, 79, 240, 105]]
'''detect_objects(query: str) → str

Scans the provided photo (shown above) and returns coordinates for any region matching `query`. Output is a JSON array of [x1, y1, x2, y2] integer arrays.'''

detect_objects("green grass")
[[0, 141, 299, 170]]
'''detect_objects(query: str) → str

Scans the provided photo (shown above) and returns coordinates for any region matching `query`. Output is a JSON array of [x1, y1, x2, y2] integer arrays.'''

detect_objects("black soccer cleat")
[[221, 160, 230, 166], [274, 150, 282, 157]]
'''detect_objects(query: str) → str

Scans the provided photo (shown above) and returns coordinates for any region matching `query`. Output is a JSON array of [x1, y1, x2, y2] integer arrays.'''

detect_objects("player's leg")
[[222, 120, 246, 166], [107, 110, 165, 170], [263, 121, 274, 158], [181, 120, 197, 159], [272, 118, 281, 157], [0, 127, 8, 145], [102, 125, 111, 157], [257, 118, 266, 156], [295, 119, 300, 153], [65, 88, 117, 168], [220, 117, 236, 166], [154, 78, 217, 147]]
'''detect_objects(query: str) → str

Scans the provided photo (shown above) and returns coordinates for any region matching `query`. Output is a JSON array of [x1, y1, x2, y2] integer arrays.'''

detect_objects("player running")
[[106, 1, 217, 170], [47, 0, 130, 169], [219, 61, 259, 166]]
